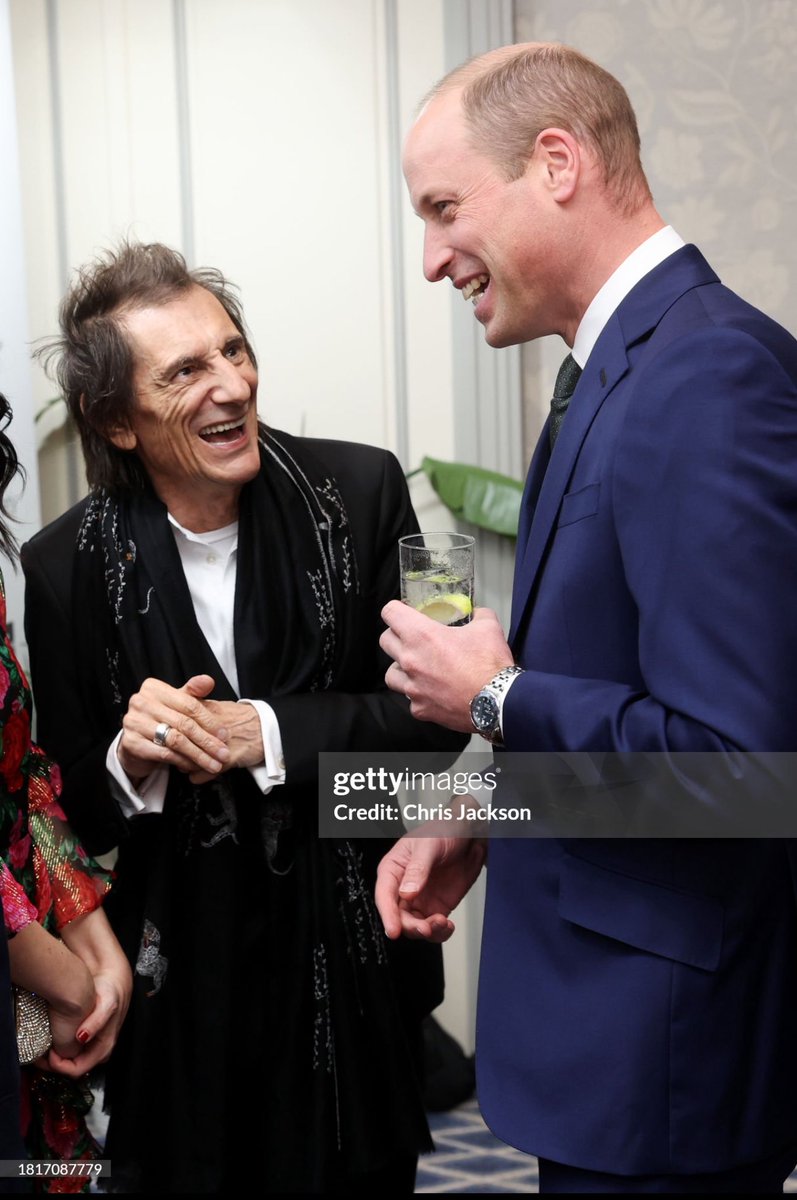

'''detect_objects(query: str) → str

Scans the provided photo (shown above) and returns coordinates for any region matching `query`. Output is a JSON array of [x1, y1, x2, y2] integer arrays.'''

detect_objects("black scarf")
[[75, 426, 358, 710]]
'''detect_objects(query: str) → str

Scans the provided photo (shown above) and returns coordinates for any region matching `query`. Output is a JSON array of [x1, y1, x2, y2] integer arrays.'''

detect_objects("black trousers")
[[325, 1152, 417, 1195]]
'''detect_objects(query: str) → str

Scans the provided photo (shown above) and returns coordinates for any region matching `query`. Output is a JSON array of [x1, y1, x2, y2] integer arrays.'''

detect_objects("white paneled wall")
[[183, 0, 396, 447], [0, 0, 41, 664], [9, 0, 484, 525]]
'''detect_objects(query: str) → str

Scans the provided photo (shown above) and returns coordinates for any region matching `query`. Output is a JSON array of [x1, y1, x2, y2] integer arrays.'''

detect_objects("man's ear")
[[107, 425, 137, 452], [82, 396, 137, 451], [531, 127, 580, 202]]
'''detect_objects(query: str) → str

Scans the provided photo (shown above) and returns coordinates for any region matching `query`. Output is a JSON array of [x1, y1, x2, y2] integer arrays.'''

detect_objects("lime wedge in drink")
[[417, 594, 473, 625]]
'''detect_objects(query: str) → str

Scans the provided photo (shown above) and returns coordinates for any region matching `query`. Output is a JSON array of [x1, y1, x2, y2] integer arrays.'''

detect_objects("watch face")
[[471, 691, 499, 733]]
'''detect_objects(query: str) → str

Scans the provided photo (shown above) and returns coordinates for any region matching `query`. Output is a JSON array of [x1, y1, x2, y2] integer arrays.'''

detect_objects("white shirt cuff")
[[106, 703, 286, 809], [237, 699, 286, 794], [105, 731, 169, 817]]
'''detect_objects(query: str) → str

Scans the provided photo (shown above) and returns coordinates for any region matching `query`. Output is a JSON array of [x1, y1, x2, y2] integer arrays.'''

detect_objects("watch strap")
[[470, 665, 523, 743]]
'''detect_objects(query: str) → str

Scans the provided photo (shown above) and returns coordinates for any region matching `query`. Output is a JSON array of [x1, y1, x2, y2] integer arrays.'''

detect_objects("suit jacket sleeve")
[[22, 517, 131, 854]]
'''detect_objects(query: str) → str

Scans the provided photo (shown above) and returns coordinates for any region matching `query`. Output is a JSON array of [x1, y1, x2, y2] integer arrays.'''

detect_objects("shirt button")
[[206, 553, 217, 564]]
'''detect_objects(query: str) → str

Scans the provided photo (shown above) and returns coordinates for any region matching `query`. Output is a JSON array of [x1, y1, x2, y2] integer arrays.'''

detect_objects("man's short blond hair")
[[429, 43, 652, 215]]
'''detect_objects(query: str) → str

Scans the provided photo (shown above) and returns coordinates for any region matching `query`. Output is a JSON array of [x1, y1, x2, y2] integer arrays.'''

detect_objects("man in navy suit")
[[377, 42, 797, 1193]]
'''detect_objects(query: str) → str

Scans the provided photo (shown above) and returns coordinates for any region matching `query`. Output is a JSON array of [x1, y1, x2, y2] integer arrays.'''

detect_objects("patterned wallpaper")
[[514, 0, 797, 444]]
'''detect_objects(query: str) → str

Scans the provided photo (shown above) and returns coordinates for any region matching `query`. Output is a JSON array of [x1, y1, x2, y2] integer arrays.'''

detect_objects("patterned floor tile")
[[416, 1098, 538, 1193], [416, 1097, 797, 1194]]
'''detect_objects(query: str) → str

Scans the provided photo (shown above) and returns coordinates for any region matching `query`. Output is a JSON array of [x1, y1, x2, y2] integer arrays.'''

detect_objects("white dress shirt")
[[571, 225, 685, 369], [106, 515, 286, 817]]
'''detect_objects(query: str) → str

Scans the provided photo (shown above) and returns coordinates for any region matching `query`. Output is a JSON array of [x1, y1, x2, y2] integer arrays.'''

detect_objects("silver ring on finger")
[[153, 721, 172, 748]]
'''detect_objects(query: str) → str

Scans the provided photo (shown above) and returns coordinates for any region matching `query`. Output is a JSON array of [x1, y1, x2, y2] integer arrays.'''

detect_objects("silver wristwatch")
[[469, 666, 524, 744]]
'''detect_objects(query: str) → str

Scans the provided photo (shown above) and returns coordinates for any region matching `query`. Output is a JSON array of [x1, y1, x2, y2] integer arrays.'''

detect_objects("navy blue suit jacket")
[[476, 247, 797, 1173]]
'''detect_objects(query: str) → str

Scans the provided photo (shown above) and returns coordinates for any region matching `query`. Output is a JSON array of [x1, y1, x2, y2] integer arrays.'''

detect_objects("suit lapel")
[[509, 322, 629, 644], [508, 246, 720, 648]]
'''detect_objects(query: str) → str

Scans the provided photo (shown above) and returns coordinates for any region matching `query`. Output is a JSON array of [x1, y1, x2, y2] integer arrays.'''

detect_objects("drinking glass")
[[399, 532, 475, 625]]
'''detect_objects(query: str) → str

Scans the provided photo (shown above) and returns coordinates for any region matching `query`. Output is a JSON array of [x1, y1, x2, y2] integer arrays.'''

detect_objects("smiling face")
[[111, 286, 261, 530], [403, 89, 574, 348]]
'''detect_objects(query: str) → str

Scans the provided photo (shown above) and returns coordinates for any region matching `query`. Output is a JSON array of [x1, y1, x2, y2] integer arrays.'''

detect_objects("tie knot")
[[553, 353, 582, 400]]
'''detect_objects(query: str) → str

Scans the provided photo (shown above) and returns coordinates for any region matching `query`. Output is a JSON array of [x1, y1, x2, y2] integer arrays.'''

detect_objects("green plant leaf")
[[415, 456, 523, 538]]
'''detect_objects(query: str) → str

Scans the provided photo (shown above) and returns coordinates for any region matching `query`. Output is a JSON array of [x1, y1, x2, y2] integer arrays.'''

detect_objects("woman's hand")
[[9, 920, 96, 1055], [47, 1000, 93, 1063], [52, 908, 133, 1076], [46, 965, 132, 1076]]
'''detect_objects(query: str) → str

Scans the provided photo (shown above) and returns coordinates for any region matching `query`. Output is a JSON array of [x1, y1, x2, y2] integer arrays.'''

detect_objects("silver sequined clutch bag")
[[13, 986, 53, 1064]]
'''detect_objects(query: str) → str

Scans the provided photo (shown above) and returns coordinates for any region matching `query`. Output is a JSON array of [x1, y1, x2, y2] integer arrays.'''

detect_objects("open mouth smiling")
[[462, 275, 489, 304], [198, 418, 247, 444]]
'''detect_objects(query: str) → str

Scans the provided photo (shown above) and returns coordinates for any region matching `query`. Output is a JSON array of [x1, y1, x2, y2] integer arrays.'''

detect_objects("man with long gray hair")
[[22, 239, 466, 1193]]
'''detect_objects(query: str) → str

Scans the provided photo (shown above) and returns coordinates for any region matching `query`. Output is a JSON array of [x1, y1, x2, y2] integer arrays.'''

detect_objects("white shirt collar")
[[167, 512, 238, 547], [572, 226, 686, 368]]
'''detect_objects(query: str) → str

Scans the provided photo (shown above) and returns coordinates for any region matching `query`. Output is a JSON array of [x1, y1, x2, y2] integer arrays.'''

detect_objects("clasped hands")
[[15, 907, 133, 1078], [118, 673, 264, 786], [44, 960, 131, 1078]]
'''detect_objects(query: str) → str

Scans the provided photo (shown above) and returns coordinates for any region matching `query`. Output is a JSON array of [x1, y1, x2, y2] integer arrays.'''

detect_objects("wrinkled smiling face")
[[403, 89, 564, 348], [112, 286, 261, 530]]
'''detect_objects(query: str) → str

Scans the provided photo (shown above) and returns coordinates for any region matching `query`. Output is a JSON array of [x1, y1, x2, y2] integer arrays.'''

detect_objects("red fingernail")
[[77, 1030, 90, 1044]]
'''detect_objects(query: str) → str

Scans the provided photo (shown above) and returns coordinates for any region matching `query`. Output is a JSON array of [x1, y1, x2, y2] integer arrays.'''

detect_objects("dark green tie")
[[549, 353, 582, 449]]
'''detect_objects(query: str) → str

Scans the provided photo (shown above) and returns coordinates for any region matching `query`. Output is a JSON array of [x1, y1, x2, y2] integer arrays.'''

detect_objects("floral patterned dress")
[[0, 573, 112, 1192]]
